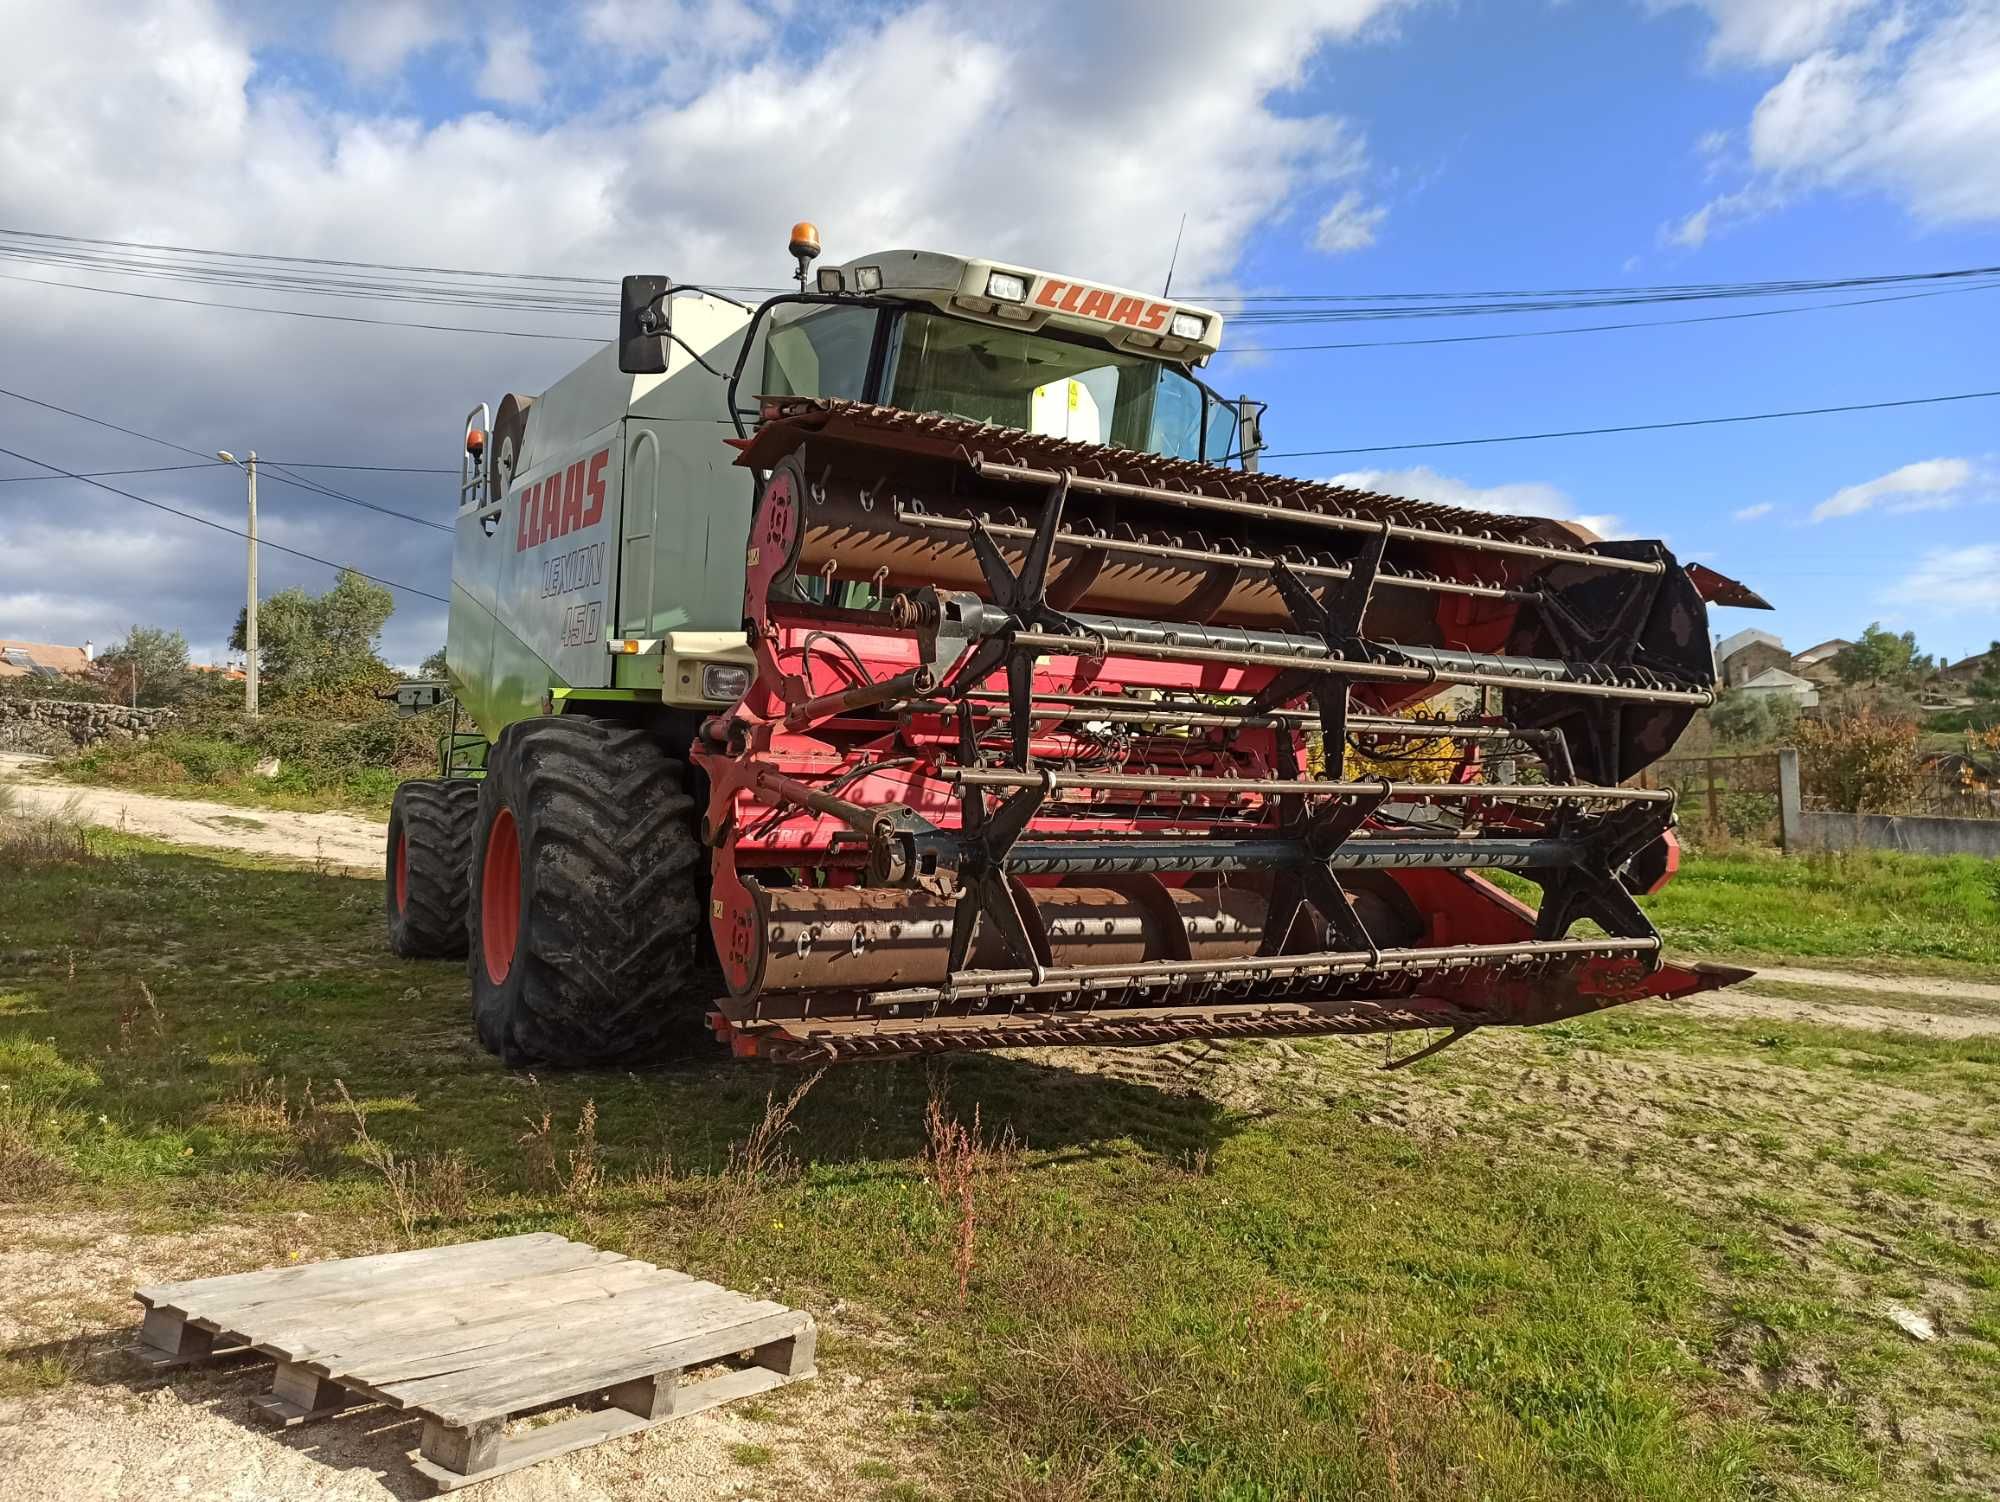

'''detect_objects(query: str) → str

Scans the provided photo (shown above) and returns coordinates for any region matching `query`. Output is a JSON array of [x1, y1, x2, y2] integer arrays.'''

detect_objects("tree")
[[96, 625, 190, 707], [1705, 690, 1799, 748], [418, 645, 449, 680], [1832, 622, 1928, 690], [1970, 642, 2000, 702], [231, 569, 395, 692]]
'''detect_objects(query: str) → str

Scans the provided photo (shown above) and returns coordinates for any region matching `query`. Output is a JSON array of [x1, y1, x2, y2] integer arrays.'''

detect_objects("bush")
[[1795, 705, 1921, 813]]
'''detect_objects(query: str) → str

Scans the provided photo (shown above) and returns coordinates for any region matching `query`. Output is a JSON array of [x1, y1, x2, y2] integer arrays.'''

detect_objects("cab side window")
[[762, 307, 875, 400]]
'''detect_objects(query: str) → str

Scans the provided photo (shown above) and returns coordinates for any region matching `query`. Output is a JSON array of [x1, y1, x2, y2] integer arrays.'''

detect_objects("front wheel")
[[466, 716, 713, 1067], [385, 779, 480, 958]]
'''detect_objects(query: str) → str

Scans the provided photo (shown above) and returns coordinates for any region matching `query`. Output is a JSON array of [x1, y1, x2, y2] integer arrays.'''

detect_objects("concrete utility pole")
[[217, 450, 259, 716]]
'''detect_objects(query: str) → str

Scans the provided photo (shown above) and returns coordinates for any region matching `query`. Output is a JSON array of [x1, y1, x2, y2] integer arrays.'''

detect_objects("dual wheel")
[[385, 717, 712, 1066]]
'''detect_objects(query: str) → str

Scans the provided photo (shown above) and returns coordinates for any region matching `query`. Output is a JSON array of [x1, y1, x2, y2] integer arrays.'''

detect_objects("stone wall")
[[0, 698, 172, 754]]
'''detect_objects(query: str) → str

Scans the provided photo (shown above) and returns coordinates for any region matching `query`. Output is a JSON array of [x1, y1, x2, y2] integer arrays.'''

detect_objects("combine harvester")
[[391, 224, 1764, 1067]]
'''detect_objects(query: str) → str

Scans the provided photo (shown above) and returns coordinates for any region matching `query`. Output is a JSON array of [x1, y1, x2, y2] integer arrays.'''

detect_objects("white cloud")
[[326, 0, 453, 78], [1810, 458, 1976, 521], [1329, 464, 1620, 537], [1732, 501, 1774, 521], [1886, 543, 2000, 612], [1650, 0, 1875, 66], [0, 0, 1416, 660], [1661, 3, 2000, 241], [1312, 188, 1387, 253], [476, 25, 547, 107]]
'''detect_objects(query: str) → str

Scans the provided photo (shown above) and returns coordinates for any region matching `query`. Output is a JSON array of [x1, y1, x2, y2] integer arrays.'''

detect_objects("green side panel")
[[625, 418, 755, 637], [446, 581, 569, 743]]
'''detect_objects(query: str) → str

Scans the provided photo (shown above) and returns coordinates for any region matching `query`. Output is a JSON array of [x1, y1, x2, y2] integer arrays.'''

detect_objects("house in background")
[[1736, 665, 1818, 709], [1942, 647, 1998, 685], [1791, 637, 1853, 686], [1715, 627, 1790, 688], [0, 639, 90, 683]]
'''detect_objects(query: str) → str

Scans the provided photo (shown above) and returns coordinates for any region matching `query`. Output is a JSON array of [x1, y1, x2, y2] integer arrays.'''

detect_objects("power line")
[[0, 462, 213, 484], [0, 384, 451, 532], [0, 440, 448, 604], [1262, 387, 2000, 459], [1220, 283, 2000, 356], [0, 270, 604, 342], [256, 461, 457, 473], [10, 226, 2000, 330]]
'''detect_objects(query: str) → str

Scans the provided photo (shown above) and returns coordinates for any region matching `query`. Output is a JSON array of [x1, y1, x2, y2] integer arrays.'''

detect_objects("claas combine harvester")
[[388, 223, 1765, 1067]]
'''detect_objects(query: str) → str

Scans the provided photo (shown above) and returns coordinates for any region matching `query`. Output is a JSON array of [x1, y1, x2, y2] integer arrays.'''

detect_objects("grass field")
[[2, 829, 1997, 1499]]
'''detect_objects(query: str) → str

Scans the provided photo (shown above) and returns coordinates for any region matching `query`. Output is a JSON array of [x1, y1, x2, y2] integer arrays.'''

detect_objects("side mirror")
[[1236, 397, 1265, 472], [619, 275, 672, 374]]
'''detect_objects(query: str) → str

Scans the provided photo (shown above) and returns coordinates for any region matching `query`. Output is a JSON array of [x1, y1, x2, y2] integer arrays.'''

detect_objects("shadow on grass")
[[0, 843, 1242, 1205]]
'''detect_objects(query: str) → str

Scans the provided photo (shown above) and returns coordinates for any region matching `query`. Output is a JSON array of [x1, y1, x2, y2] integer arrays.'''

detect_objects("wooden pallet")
[[133, 1232, 815, 1491]]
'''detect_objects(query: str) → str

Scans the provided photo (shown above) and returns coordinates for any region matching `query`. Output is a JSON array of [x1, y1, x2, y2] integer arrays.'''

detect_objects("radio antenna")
[[1161, 214, 1187, 297]]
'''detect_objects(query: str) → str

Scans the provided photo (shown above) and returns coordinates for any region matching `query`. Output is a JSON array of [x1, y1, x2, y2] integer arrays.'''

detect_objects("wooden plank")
[[344, 1285, 747, 1396], [419, 1416, 503, 1475], [413, 1310, 813, 1427], [170, 1238, 609, 1328], [411, 1408, 649, 1492], [252, 1259, 670, 1363], [250, 1364, 356, 1428], [309, 1282, 735, 1389], [408, 1370, 793, 1493], [361, 1287, 752, 1396], [136, 1233, 566, 1309]]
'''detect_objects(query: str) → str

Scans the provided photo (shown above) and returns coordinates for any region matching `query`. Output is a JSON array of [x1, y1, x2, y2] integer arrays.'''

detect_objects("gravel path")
[[0, 753, 383, 873]]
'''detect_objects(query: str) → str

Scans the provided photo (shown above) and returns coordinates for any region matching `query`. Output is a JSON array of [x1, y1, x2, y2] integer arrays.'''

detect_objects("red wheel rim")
[[393, 832, 409, 913], [481, 807, 522, 985]]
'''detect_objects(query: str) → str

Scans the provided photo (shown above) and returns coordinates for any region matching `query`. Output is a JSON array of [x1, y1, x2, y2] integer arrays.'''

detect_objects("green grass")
[[3, 836, 1997, 1497], [55, 731, 411, 817], [1637, 847, 2000, 969]]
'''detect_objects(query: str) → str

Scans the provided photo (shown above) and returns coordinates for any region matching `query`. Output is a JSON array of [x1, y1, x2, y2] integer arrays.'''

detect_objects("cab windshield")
[[761, 305, 1240, 464]]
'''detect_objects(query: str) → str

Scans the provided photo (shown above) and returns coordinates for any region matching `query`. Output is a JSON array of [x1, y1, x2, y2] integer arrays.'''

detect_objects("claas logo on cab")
[[516, 448, 610, 552], [1032, 278, 1175, 333]]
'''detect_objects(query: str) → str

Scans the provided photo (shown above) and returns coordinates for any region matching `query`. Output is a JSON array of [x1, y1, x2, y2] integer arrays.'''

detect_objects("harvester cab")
[[393, 224, 1762, 1069]]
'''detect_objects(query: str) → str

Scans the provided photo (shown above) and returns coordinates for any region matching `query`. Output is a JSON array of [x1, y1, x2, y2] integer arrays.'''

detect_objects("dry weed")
[[0, 1095, 69, 1198], [923, 1067, 1018, 1301], [518, 1083, 603, 1209], [0, 788, 96, 867]]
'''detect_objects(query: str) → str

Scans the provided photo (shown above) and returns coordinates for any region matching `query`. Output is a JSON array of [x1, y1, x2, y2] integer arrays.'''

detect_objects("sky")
[[0, 0, 1995, 671]]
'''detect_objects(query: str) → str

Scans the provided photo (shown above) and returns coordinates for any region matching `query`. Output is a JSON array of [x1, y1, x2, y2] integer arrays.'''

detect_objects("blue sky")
[[0, 0, 1994, 668]]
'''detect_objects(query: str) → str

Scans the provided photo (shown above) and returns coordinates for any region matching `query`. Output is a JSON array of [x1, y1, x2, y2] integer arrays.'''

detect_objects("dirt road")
[[0, 753, 383, 873]]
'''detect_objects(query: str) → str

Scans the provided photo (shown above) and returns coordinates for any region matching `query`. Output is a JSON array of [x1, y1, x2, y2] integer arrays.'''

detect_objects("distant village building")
[[1790, 638, 1853, 686], [1942, 647, 1998, 684], [1735, 666, 1818, 708], [0, 639, 89, 682], [1715, 627, 1790, 688]]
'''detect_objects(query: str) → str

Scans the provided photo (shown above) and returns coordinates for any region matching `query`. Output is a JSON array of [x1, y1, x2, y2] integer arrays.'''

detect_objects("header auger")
[[392, 228, 1762, 1068]]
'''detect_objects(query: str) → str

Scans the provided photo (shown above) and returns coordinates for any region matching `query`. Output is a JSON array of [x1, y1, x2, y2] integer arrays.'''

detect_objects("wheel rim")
[[393, 832, 409, 913], [481, 807, 522, 985]]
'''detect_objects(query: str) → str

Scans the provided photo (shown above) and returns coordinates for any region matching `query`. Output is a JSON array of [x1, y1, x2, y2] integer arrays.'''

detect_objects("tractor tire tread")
[[386, 779, 480, 958]]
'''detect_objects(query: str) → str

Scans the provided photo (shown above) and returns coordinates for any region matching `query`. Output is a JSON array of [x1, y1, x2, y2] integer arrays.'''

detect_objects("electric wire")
[[0, 440, 448, 604], [0, 385, 451, 531], [0, 462, 214, 484], [1262, 388, 2000, 459], [1221, 282, 2000, 355]]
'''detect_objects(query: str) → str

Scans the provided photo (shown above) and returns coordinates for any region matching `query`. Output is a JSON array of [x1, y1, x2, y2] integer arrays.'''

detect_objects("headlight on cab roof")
[[1169, 311, 1207, 341], [700, 662, 751, 701], [854, 265, 883, 292], [986, 270, 1028, 303]]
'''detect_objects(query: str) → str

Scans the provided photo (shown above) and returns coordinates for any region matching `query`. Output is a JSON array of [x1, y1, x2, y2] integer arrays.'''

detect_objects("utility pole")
[[217, 450, 259, 716]]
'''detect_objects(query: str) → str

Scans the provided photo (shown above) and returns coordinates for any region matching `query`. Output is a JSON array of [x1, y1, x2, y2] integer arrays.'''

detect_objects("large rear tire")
[[466, 716, 712, 1067], [385, 779, 480, 958]]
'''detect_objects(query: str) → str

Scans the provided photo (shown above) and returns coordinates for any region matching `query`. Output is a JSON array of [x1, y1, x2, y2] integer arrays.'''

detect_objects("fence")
[[1635, 746, 2000, 854], [1633, 752, 1782, 845]]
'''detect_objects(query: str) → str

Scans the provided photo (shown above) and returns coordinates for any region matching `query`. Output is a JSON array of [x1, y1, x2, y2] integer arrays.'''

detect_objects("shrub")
[[1795, 705, 1921, 813]]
